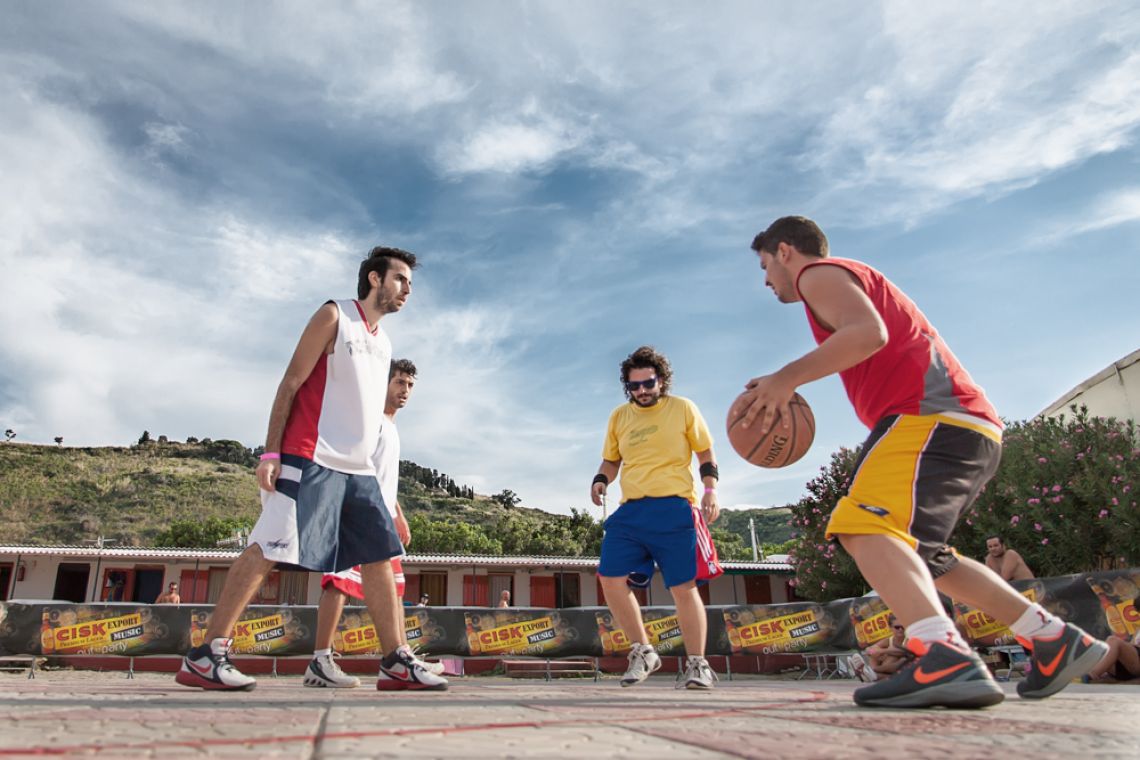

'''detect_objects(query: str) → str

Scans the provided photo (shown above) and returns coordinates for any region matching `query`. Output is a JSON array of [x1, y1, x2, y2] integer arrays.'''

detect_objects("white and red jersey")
[[372, 414, 400, 519], [281, 299, 391, 475]]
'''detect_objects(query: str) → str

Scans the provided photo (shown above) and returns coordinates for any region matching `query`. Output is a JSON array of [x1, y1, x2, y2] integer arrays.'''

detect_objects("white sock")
[[906, 615, 968, 651], [313, 648, 332, 658], [209, 637, 233, 656], [1009, 604, 1065, 640]]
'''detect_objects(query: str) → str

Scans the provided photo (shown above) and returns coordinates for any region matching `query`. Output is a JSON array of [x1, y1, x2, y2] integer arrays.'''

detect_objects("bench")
[[501, 658, 597, 681]]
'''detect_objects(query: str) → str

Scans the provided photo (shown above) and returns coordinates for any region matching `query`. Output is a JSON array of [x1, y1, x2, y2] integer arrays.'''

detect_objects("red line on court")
[[0, 691, 829, 756]]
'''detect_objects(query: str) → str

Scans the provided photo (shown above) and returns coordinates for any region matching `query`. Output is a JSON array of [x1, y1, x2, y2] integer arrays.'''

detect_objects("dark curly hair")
[[389, 358, 417, 380], [620, 346, 673, 401]]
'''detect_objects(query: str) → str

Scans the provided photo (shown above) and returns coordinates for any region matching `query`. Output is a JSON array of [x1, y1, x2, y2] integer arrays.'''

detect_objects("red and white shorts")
[[320, 557, 405, 600]]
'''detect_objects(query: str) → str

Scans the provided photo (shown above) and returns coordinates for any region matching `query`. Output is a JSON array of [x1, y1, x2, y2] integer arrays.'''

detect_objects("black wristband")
[[592, 473, 609, 487], [698, 462, 719, 481]]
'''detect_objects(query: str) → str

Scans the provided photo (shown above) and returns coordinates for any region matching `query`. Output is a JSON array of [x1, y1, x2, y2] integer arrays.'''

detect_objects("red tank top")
[[797, 258, 1001, 430]]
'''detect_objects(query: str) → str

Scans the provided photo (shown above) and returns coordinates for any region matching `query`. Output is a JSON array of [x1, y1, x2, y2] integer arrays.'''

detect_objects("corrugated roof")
[[0, 545, 792, 572]]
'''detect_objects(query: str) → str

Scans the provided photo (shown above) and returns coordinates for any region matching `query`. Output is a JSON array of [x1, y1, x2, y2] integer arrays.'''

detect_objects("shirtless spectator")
[[1085, 595, 1140, 682], [984, 536, 1035, 582], [155, 582, 181, 605], [849, 616, 913, 682]]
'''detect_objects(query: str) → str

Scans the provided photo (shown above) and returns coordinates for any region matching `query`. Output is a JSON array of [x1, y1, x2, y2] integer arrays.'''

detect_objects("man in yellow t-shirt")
[[590, 346, 722, 690]]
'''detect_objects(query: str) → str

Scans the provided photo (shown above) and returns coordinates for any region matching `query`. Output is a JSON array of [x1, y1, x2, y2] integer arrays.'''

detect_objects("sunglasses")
[[892, 625, 904, 631], [625, 377, 658, 391]]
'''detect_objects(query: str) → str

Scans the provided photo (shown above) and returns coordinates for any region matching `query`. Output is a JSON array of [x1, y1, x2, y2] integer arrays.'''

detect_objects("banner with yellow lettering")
[[39, 605, 179, 655], [464, 610, 584, 656], [722, 603, 835, 655], [596, 609, 685, 655]]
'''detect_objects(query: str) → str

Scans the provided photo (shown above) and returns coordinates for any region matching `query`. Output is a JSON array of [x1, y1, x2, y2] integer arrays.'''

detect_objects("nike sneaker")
[[303, 652, 361, 688], [678, 655, 718, 690], [853, 640, 1004, 709], [175, 638, 257, 691], [620, 643, 662, 687], [377, 645, 449, 691], [1016, 622, 1109, 699]]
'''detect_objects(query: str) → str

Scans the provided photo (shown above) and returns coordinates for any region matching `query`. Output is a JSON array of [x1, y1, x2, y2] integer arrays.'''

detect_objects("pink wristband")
[[259, 452, 281, 461]]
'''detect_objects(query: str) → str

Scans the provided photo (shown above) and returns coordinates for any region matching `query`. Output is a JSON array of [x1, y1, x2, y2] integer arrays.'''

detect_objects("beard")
[[632, 392, 660, 407]]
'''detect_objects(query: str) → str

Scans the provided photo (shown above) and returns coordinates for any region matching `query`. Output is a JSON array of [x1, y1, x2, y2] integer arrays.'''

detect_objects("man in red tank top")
[[740, 216, 1106, 709]]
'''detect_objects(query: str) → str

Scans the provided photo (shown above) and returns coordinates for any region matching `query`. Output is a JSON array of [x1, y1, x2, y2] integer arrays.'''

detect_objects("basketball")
[[725, 392, 815, 468]]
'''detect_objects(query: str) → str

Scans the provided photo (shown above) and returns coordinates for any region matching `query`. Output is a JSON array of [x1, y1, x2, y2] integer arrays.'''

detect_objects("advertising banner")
[[3, 569, 1138, 659], [38, 604, 183, 656], [596, 609, 685, 656]]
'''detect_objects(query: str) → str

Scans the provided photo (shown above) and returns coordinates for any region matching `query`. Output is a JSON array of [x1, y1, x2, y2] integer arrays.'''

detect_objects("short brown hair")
[[751, 216, 829, 258], [620, 346, 673, 400], [358, 247, 418, 299]]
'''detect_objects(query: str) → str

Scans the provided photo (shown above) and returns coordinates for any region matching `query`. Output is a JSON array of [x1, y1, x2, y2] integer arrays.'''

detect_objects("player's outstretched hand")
[[741, 374, 795, 435], [590, 481, 607, 507], [257, 459, 280, 492]]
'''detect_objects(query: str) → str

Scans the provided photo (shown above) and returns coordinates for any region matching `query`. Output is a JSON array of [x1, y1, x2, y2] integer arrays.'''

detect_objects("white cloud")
[[437, 117, 581, 175]]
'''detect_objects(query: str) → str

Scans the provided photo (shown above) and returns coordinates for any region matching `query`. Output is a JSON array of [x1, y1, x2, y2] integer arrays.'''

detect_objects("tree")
[[53, 436, 63, 446], [492, 489, 521, 509], [138, 430, 151, 445], [3, 429, 14, 442], [154, 518, 253, 548]]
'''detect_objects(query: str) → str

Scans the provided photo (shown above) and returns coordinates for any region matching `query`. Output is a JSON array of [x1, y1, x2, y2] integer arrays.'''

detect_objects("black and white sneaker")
[[175, 638, 257, 691], [679, 655, 717, 690], [377, 645, 449, 691], [620, 643, 662, 687], [304, 652, 361, 688]]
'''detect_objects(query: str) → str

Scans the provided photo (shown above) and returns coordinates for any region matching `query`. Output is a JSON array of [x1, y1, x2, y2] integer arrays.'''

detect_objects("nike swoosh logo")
[[189, 660, 214, 677], [914, 661, 970, 684], [1036, 644, 1067, 677]]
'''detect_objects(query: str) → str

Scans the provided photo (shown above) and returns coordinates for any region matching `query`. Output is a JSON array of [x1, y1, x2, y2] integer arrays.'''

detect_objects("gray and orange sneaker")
[[1016, 623, 1108, 700], [854, 640, 1004, 709]]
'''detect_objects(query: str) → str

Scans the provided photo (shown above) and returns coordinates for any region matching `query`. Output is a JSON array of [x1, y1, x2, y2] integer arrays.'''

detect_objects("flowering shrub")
[[786, 447, 866, 601], [787, 406, 1138, 599], [956, 406, 1138, 576]]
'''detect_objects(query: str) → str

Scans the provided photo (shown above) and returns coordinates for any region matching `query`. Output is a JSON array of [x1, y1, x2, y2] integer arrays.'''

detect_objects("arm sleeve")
[[602, 409, 622, 461]]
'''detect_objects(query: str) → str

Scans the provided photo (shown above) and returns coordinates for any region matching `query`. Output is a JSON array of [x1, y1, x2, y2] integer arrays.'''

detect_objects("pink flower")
[[1034, 523, 1043, 532], [1010, 515, 1021, 525], [821, 581, 828, 589], [1037, 457, 1048, 463], [1027, 498, 1041, 506], [1113, 498, 1120, 505], [1099, 509, 1109, 518], [1041, 538, 1049, 545], [1051, 485, 1061, 493], [1076, 453, 1085, 460], [1051, 496, 1063, 504]]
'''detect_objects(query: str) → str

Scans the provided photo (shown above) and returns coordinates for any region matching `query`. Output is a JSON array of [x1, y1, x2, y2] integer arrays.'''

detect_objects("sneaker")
[[679, 655, 717, 690], [1016, 623, 1109, 700], [175, 638, 257, 691], [620, 643, 662, 687], [304, 653, 360, 689], [853, 640, 1004, 709], [377, 645, 449, 691], [415, 658, 446, 676]]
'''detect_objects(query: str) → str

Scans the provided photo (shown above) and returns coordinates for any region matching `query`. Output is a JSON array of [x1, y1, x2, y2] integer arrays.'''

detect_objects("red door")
[[463, 575, 490, 606], [180, 569, 209, 603], [530, 576, 556, 608], [403, 574, 420, 605], [745, 575, 773, 604]]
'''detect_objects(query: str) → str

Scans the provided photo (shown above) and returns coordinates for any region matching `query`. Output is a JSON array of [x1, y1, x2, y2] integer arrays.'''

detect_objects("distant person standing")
[[175, 246, 444, 693], [418, 593, 430, 607], [591, 346, 722, 690], [155, 582, 181, 605], [497, 590, 511, 608], [984, 536, 1035, 582]]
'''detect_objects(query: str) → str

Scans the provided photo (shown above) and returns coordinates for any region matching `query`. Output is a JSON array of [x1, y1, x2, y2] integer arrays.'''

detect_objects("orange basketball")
[[725, 391, 815, 468]]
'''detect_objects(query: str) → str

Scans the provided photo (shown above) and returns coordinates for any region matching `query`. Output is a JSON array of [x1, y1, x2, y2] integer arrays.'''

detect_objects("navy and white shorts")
[[247, 454, 403, 573]]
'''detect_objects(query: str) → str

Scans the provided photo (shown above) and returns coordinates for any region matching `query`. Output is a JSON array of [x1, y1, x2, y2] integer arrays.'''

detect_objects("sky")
[[2, 1, 1139, 518]]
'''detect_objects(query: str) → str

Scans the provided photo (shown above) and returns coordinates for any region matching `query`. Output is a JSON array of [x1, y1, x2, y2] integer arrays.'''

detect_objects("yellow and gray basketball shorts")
[[825, 413, 1002, 578]]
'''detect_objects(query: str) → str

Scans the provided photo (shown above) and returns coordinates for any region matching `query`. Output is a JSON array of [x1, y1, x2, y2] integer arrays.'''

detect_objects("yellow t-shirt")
[[602, 395, 713, 505]]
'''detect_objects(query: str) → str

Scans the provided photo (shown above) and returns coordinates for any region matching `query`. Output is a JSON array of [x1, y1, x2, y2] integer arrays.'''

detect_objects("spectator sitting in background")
[[849, 616, 913, 683], [1084, 596, 1140, 683], [984, 536, 1035, 583]]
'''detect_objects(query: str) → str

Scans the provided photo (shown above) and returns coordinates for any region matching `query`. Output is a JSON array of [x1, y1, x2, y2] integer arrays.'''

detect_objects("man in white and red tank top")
[[175, 247, 446, 693], [740, 216, 1106, 709]]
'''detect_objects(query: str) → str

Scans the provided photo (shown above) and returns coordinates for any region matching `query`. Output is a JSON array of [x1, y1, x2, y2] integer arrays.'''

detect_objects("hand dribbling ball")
[[726, 392, 815, 468]]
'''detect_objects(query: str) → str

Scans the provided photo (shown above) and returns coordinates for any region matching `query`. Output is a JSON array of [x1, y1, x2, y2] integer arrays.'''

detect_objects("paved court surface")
[[1, 670, 1137, 758]]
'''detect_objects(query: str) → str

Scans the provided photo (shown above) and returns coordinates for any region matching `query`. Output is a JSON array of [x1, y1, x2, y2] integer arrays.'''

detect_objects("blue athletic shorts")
[[248, 454, 403, 573], [598, 496, 698, 589]]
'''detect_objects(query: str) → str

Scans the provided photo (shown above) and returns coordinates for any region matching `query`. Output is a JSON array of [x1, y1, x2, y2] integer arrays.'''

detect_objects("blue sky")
[[1, 2, 1138, 517]]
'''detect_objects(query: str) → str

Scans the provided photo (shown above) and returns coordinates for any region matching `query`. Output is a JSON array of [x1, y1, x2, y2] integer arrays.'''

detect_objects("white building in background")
[[1039, 348, 1139, 423]]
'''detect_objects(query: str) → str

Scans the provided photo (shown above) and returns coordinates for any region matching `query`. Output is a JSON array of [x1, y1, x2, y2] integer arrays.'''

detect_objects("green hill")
[[0, 442, 793, 558]]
